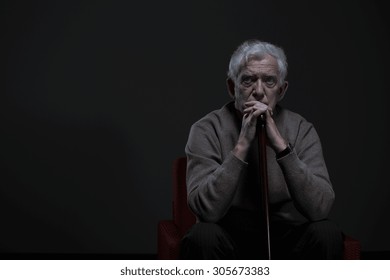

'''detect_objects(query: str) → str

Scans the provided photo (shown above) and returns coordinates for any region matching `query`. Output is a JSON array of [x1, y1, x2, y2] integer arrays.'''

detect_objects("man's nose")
[[252, 79, 265, 99]]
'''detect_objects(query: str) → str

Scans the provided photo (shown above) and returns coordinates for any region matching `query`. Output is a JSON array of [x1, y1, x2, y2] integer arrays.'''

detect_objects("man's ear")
[[226, 78, 236, 99], [278, 81, 289, 102]]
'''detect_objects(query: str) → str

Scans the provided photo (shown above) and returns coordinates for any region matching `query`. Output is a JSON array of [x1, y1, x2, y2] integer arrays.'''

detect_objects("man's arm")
[[259, 105, 334, 221], [277, 122, 334, 221], [185, 121, 247, 223]]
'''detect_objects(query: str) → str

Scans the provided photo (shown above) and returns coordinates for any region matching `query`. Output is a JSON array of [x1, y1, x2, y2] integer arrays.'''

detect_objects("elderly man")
[[180, 39, 343, 259]]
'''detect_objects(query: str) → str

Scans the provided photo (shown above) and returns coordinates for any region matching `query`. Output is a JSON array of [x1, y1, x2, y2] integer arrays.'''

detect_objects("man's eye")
[[264, 77, 276, 86], [241, 77, 254, 86]]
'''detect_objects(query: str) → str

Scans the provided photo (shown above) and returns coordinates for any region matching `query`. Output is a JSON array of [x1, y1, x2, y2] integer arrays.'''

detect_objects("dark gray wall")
[[3, 0, 389, 254]]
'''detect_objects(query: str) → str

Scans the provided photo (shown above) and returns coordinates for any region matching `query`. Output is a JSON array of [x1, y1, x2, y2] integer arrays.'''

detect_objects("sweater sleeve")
[[185, 121, 247, 223], [277, 122, 334, 221]]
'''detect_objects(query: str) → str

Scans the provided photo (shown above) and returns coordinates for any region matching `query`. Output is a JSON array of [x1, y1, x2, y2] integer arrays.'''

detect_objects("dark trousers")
[[180, 211, 343, 260]]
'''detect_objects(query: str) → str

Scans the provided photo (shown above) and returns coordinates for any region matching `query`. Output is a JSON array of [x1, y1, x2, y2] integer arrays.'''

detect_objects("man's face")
[[233, 55, 286, 113]]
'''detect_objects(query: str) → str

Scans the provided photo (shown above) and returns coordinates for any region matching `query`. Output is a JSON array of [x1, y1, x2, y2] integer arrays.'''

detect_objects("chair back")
[[172, 157, 196, 235]]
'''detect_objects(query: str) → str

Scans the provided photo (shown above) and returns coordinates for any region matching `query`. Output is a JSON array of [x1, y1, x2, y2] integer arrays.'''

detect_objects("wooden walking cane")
[[258, 115, 271, 260]]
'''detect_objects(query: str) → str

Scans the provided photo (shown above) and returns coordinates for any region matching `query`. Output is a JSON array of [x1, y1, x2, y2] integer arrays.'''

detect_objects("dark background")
[[3, 0, 389, 256]]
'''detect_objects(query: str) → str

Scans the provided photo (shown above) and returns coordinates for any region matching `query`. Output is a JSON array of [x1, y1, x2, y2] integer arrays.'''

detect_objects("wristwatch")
[[276, 143, 292, 159]]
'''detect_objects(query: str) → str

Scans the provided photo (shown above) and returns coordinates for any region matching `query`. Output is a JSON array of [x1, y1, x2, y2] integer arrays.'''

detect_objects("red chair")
[[158, 157, 361, 259]]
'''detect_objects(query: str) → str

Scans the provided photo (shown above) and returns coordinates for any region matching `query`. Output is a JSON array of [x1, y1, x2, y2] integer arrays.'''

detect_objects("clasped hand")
[[233, 101, 288, 161]]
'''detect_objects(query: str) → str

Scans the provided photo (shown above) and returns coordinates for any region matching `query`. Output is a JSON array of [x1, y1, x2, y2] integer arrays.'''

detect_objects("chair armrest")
[[157, 220, 183, 259], [343, 234, 361, 260]]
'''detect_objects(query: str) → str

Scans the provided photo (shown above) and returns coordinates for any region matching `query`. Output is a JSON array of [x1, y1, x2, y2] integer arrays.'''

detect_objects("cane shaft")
[[258, 118, 271, 260]]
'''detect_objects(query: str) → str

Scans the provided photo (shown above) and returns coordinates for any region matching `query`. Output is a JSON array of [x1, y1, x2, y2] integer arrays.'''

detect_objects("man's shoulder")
[[192, 102, 235, 128], [275, 106, 316, 139], [276, 105, 311, 125]]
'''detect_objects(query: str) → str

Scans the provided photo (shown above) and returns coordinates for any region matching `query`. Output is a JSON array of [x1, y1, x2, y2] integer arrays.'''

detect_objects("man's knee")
[[300, 220, 343, 259], [305, 220, 343, 243], [182, 222, 234, 248], [180, 222, 236, 259]]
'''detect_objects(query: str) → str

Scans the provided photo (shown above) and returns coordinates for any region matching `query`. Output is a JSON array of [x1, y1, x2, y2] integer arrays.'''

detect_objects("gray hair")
[[227, 39, 288, 84]]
